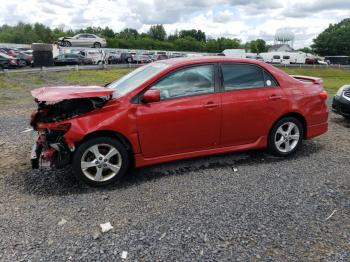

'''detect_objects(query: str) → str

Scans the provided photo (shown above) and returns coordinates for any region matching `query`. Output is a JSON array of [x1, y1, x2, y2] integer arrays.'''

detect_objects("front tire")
[[268, 117, 303, 156], [72, 137, 130, 187], [93, 42, 101, 48]]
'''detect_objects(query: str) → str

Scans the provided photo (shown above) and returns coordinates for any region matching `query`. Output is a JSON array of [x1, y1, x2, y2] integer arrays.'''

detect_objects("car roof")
[[158, 56, 265, 67]]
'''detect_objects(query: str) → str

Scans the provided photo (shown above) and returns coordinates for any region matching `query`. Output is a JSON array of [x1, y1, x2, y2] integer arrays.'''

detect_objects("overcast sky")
[[1, 0, 349, 48]]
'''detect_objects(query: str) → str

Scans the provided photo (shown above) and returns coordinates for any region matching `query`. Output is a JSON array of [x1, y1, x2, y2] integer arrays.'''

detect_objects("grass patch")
[[280, 67, 350, 95]]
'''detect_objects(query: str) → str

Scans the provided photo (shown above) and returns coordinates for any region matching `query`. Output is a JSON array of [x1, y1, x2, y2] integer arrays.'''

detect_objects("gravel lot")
[[0, 102, 349, 261]]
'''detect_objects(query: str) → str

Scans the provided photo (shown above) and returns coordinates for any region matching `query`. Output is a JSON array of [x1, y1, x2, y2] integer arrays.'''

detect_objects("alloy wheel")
[[274, 122, 300, 153], [81, 144, 122, 182]]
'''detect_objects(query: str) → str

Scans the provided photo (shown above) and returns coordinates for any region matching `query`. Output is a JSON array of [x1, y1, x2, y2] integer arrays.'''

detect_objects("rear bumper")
[[306, 122, 328, 139]]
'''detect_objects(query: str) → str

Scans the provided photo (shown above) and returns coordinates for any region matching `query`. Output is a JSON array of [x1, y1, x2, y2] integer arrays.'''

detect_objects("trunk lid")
[[31, 85, 113, 102]]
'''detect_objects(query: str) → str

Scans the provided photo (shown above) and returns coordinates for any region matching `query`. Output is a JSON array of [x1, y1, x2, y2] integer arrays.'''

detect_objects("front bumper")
[[332, 96, 350, 117]]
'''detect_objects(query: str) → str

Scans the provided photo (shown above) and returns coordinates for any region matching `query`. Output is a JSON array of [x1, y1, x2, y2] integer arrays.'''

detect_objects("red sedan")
[[30, 57, 328, 186]]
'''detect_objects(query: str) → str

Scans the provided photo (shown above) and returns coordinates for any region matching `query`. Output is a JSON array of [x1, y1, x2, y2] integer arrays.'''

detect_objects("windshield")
[[107, 62, 170, 97]]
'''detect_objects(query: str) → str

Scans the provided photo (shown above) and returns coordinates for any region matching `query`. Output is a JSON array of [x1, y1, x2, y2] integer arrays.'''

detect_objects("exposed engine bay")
[[30, 96, 109, 169], [31, 97, 107, 128]]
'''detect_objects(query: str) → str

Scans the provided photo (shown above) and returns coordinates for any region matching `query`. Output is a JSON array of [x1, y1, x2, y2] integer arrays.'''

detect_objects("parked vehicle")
[[305, 58, 328, 65], [15, 51, 33, 66], [154, 54, 168, 61], [106, 52, 133, 64], [332, 85, 350, 119], [0, 53, 19, 69], [30, 57, 328, 187], [53, 53, 93, 66], [132, 54, 152, 64], [0, 48, 17, 57], [58, 34, 107, 48], [76, 50, 105, 64]]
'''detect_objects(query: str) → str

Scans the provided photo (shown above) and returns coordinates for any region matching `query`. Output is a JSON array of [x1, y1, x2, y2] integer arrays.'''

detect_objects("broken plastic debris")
[[121, 251, 128, 259], [100, 222, 113, 233], [325, 209, 337, 221], [58, 218, 67, 226]]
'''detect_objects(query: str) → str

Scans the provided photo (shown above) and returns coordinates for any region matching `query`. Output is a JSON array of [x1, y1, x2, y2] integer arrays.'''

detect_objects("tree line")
[[0, 23, 268, 53], [1, 19, 349, 55]]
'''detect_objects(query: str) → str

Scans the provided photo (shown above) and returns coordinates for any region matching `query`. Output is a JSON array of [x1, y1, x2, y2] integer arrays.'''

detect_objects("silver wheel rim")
[[274, 122, 300, 153], [81, 144, 122, 182]]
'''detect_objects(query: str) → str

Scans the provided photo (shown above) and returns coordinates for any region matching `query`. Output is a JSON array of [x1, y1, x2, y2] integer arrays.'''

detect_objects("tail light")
[[319, 90, 328, 100]]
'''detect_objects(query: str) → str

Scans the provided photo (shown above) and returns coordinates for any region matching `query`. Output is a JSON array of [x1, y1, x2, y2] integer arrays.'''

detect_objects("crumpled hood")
[[31, 85, 113, 102]]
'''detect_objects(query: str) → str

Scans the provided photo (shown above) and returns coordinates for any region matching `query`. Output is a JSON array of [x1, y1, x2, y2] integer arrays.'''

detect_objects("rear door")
[[136, 64, 221, 158], [220, 63, 288, 147]]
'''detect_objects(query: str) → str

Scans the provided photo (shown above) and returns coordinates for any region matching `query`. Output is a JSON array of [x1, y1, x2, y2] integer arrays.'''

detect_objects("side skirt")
[[134, 136, 266, 168]]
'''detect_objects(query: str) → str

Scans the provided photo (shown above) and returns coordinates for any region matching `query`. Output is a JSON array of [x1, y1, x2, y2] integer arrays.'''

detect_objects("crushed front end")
[[30, 97, 109, 169]]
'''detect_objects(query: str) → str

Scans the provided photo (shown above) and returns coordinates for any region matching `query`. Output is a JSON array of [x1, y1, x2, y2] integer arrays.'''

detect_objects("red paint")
[[31, 57, 328, 168]]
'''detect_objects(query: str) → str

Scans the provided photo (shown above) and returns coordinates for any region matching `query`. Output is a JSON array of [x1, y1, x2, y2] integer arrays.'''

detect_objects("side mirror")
[[141, 89, 160, 103]]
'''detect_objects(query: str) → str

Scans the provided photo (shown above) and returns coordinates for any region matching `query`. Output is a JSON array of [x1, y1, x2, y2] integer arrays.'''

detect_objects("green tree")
[[246, 39, 267, 54], [312, 18, 350, 56], [179, 29, 206, 42], [118, 28, 139, 39], [298, 47, 314, 54], [148, 24, 166, 41]]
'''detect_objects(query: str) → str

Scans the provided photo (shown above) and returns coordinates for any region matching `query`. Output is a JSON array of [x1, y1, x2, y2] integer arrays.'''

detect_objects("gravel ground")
[[0, 102, 349, 261]]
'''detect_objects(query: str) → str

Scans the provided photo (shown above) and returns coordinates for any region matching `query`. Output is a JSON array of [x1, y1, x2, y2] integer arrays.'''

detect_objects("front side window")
[[150, 65, 215, 100], [221, 64, 265, 90]]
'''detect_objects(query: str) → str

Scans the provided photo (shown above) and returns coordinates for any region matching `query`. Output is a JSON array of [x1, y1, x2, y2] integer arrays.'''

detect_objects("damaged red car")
[[30, 57, 328, 187]]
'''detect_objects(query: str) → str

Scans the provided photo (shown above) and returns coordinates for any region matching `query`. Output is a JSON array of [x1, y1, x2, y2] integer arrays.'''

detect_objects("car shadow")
[[9, 140, 323, 197]]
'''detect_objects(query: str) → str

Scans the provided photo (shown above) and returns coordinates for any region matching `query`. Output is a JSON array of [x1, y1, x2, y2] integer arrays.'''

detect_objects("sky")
[[0, 0, 349, 48]]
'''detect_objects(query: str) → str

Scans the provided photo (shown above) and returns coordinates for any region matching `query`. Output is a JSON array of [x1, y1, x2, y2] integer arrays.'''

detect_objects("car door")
[[74, 34, 87, 46], [220, 63, 287, 147], [136, 64, 221, 158]]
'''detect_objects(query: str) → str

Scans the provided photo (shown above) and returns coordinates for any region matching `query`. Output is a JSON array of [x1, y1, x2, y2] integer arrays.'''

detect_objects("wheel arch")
[[270, 112, 307, 139]]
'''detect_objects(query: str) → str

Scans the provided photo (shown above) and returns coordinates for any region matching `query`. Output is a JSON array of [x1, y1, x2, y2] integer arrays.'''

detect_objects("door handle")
[[269, 95, 282, 100], [203, 101, 219, 108]]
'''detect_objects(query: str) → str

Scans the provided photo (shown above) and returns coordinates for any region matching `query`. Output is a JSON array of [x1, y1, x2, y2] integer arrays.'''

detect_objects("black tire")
[[268, 117, 303, 157], [72, 137, 130, 187], [126, 57, 133, 63], [65, 41, 72, 47], [93, 42, 101, 48]]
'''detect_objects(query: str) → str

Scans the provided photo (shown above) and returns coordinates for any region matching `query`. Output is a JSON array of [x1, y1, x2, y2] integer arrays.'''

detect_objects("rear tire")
[[268, 117, 303, 157], [72, 137, 130, 187]]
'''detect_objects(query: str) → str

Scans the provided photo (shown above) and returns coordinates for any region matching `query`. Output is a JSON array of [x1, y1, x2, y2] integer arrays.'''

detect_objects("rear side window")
[[221, 64, 278, 90], [221, 64, 265, 90], [273, 55, 280, 59]]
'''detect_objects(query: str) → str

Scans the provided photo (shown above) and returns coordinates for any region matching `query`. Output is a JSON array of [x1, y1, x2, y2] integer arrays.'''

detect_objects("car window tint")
[[221, 64, 265, 90], [151, 65, 215, 100]]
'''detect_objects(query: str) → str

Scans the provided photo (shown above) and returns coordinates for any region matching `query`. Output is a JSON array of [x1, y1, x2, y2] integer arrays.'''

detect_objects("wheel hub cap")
[[275, 122, 300, 153], [81, 144, 122, 182]]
